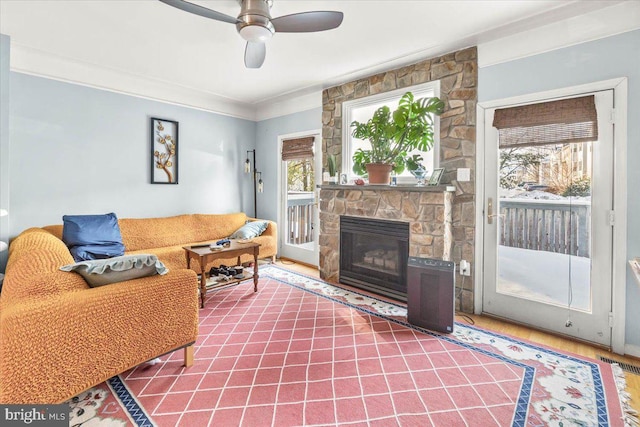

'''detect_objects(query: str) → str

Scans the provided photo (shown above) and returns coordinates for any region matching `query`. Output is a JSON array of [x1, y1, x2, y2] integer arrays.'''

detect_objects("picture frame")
[[151, 117, 178, 184], [428, 168, 444, 186]]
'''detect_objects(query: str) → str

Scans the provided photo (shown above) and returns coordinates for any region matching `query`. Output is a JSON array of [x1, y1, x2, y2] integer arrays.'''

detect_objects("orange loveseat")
[[0, 212, 277, 404]]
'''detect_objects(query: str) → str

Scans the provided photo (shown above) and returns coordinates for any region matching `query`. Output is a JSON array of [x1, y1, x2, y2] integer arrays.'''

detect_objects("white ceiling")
[[0, 0, 633, 117]]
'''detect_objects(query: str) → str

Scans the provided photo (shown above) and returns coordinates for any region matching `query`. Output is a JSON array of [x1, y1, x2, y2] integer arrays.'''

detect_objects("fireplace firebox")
[[339, 216, 409, 301]]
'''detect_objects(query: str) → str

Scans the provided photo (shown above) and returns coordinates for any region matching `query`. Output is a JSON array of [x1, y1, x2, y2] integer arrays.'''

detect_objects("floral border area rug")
[[65, 376, 154, 427], [263, 265, 636, 427], [72, 264, 636, 426]]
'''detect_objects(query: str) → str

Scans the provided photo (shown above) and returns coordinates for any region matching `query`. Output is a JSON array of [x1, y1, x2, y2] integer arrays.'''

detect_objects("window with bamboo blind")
[[281, 137, 314, 161], [493, 95, 598, 148]]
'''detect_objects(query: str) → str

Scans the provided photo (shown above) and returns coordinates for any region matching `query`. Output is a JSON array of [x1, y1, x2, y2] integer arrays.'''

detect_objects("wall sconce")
[[244, 150, 263, 218]]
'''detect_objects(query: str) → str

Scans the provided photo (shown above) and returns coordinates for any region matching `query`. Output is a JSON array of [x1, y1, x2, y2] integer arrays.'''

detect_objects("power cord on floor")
[[455, 275, 475, 325], [277, 258, 296, 265], [456, 313, 475, 325]]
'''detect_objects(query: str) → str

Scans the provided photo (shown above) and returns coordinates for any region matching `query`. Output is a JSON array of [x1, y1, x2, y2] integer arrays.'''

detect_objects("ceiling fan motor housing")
[[236, 0, 274, 42]]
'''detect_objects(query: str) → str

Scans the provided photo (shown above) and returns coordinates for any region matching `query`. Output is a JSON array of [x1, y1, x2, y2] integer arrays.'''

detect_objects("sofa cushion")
[[60, 254, 168, 287], [62, 213, 125, 261], [127, 246, 187, 271], [230, 220, 269, 239]]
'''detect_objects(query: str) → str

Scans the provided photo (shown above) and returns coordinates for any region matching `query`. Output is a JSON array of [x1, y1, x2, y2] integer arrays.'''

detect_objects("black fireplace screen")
[[339, 216, 409, 301]]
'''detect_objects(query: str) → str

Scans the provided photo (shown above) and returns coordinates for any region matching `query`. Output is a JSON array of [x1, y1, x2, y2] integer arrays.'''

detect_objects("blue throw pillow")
[[60, 254, 168, 288], [62, 213, 125, 262], [229, 220, 269, 239]]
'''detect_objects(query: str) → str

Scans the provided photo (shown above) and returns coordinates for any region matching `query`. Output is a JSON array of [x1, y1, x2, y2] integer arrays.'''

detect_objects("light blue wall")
[[0, 34, 9, 271], [7, 70, 319, 266], [255, 108, 321, 224], [478, 29, 640, 347], [9, 72, 256, 237]]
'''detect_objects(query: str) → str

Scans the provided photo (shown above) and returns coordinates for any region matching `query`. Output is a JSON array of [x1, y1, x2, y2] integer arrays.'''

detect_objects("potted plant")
[[351, 91, 444, 184], [327, 154, 338, 183]]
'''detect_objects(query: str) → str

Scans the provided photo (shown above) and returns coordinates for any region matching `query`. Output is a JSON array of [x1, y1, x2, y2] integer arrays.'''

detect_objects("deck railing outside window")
[[287, 192, 314, 245], [499, 199, 591, 258]]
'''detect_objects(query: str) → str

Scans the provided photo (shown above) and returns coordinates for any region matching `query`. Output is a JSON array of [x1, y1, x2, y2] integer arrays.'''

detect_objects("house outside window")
[[341, 81, 440, 183]]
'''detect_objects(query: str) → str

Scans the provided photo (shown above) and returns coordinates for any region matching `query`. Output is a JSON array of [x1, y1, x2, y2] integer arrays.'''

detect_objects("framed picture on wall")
[[428, 168, 444, 186], [151, 117, 178, 184]]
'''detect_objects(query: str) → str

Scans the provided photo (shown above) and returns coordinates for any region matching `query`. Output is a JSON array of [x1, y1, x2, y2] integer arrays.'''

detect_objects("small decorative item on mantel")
[[151, 117, 178, 184], [428, 168, 445, 186], [406, 154, 428, 186]]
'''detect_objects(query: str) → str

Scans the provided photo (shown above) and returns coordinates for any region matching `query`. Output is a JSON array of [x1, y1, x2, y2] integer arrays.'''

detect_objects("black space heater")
[[406, 257, 455, 334]]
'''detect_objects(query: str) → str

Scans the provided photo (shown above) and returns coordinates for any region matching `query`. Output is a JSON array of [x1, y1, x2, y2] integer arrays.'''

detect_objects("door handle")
[[487, 198, 503, 224], [487, 198, 493, 224]]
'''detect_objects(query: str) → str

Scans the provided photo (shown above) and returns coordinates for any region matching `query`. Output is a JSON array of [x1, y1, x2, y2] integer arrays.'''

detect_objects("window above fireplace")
[[341, 80, 441, 184]]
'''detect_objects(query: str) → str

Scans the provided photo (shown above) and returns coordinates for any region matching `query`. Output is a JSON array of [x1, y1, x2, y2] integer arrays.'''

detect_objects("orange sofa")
[[43, 212, 277, 272], [0, 212, 277, 404]]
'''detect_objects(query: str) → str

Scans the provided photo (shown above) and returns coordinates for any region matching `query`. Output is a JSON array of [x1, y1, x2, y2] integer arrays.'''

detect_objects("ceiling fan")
[[158, 0, 344, 69]]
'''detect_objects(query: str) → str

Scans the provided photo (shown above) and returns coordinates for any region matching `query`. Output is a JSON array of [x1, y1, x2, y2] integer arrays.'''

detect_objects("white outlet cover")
[[457, 168, 471, 182]]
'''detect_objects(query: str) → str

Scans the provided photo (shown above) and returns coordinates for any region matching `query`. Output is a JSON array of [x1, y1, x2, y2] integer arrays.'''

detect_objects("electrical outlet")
[[457, 168, 471, 182], [460, 260, 471, 276]]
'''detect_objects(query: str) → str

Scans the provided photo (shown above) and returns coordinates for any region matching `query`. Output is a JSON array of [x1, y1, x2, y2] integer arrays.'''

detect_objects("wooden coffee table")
[[183, 240, 261, 308]]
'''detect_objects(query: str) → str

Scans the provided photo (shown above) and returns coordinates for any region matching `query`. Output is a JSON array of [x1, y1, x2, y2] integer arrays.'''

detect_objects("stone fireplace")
[[321, 188, 455, 302], [320, 46, 477, 313]]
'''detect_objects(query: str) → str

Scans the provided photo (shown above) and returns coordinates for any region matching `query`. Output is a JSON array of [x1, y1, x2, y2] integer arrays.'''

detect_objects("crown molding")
[[253, 2, 633, 121], [478, 1, 640, 68], [10, 43, 257, 121], [254, 90, 322, 122], [7, 1, 637, 122]]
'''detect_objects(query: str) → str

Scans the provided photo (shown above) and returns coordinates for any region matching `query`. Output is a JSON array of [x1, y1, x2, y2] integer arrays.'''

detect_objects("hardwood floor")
[[272, 259, 639, 413]]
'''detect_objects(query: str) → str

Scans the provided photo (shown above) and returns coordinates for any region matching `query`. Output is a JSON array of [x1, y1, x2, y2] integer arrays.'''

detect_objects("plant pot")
[[366, 163, 393, 185]]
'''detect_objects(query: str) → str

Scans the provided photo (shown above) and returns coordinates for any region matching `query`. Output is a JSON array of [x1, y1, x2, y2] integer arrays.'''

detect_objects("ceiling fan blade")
[[158, 0, 239, 24], [271, 11, 344, 33], [245, 42, 266, 69]]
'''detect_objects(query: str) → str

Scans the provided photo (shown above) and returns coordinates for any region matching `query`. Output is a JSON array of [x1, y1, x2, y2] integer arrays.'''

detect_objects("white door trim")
[[276, 129, 321, 263], [475, 77, 628, 354]]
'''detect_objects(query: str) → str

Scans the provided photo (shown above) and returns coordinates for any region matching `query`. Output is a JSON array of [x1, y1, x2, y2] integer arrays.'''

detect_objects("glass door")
[[279, 135, 321, 266], [482, 91, 614, 346]]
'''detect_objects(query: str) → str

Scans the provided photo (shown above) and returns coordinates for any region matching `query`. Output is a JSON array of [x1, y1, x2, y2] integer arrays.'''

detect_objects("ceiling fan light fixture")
[[160, 0, 344, 69], [239, 24, 273, 42]]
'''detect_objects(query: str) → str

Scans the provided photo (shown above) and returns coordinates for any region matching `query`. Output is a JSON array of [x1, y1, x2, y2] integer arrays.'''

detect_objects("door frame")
[[276, 129, 322, 264], [475, 78, 628, 354]]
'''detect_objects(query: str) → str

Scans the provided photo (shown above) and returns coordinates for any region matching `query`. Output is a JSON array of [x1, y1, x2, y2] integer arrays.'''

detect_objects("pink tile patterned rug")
[[73, 265, 635, 426]]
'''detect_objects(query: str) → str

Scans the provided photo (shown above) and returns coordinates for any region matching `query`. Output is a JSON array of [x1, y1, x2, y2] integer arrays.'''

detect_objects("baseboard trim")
[[275, 257, 318, 270], [480, 312, 612, 352], [624, 344, 640, 359]]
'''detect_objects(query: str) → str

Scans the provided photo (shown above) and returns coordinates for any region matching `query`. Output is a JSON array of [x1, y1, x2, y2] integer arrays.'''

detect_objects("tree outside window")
[[287, 158, 315, 192]]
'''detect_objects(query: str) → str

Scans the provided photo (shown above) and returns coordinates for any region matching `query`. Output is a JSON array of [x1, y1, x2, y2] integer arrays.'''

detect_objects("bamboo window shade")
[[493, 95, 598, 148], [281, 137, 315, 161]]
